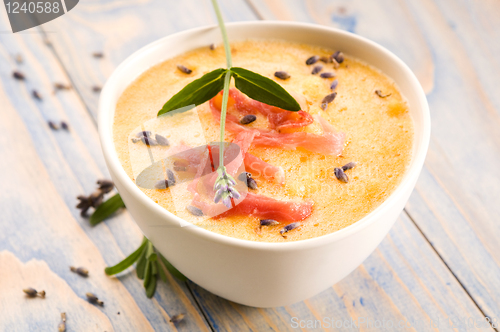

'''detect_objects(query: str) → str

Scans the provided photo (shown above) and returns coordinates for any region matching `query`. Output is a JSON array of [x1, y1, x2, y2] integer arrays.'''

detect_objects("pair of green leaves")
[[105, 237, 187, 298], [157, 67, 301, 116]]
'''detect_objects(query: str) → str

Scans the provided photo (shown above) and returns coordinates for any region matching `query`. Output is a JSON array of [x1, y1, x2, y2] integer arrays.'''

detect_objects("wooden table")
[[1, 0, 499, 330]]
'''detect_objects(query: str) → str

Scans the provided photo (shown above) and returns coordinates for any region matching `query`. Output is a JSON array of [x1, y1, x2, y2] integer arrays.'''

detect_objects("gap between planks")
[[403, 208, 499, 332]]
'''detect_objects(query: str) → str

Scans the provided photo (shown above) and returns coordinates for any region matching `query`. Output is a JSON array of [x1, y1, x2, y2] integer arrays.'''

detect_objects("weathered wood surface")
[[0, 0, 499, 331], [249, 0, 500, 324]]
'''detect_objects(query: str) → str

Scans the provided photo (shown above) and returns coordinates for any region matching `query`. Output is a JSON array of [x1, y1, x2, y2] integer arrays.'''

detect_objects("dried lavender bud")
[[260, 219, 279, 226], [247, 177, 258, 190], [334, 167, 348, 183], [320, 92, 337, 111], [170, 313, 185, 324], [136, 131, 152, 138], [13, 71, 25, 80], [48, 121, 58, 130], [15, 54, 23, 64], [311, 65, 323, 75], [238, 172, 252, 182], [306, 55, 319, 65], [23, 287, 38, 297], [330, 79, 339, 91], [155, 134, 170, 146], [177, 65, 192, 74], [70, 266, 89, 277], [375, 90, 391, 98], [32, 90, 42, 100], [141, 136, 158, 146], [209, 43, 215, 50], [131, 137, 141, 143], [154, 170, 176, 189], [97, 179, 114, 193], [240, 114, 257, 125], [274, 71, 290, 80], [92, 86, 102, 93], [186, 205, 204, 217], [280, 222, 301, 236], [76, 195, 92, 216], [319, 56, 332, 63], [60, 121, 69, 131], [54, 83, 71, 91], [320, 72, 336, 79], [58, 312, 66, 332], [342, 162, 356, 171], [92, 52, 104, 58], [332, 51, 344, 64], [86, 292, 104, 306]]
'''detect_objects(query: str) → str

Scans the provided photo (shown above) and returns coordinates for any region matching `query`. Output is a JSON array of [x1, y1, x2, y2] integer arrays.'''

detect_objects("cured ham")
[[210, 90, 346, 156], [215, 193, 313, 222]]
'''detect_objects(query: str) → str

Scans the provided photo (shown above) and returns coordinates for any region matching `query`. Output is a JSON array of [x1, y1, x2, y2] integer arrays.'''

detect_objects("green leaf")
[[143, 259, 152, 288], [135, 245, 149, 279], [158, 68, 227, 116], [159, 254, 187, 281], [231, 67, 301, 112], [105, 237, 147, 276], [90, 193, 125, 226], [146, 274, 157, 298], [157, 257, 168, 283]]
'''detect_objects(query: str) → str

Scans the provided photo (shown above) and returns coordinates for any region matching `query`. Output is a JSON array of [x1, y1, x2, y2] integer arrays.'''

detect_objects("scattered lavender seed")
[[247, 177, 258, 190], [334, 167, 349, 183], [170, 313, 185, 324], [320, 92, 337, 110], [342, 162, 356, 171], [319, 56, 332, 63], [58, 312, 66, 332], [209, 43, 215, 50], [375, 90, 391, 98], [238, 172, 252, 182], [60, 121, 69, 131], [280, 222, 301, 236], [131, 137, 141, 143], [186, 205, 204, 217], [92, 52, 104, 58], [305, 55, 320, 65], [332, 51, 344, 64], [54, 83, 71, 91], [274, 71, 290, 80], [24, 288, 45, 298], [311, 65, 323, 75], [70, 266, 89, 277], [48, 121, 58, 130], [330, 79, 339, 90], [15, 54, 23, 64], [13, 71, 25, 80], [136, 131, 152, 138], [154, 170, 176, 189], [155, 134, 170, 146], [141, 136, 158, 146], [320, 72, 336, 79], [92, 85, 102, 93], [86, 292, 104, 306], [240, 114, 257, 125], [260, 219, 279, 226], [97, 179, 114, 193], [32, 90, 42, 100], [177, 65, 192, 74]]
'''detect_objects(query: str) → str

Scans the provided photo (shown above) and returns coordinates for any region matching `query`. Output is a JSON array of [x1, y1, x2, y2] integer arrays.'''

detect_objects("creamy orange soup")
[[113, 40, 414, 242]]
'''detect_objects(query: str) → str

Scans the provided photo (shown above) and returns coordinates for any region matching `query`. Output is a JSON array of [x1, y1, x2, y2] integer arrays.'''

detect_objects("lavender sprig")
[[214, 166, 240, 208]]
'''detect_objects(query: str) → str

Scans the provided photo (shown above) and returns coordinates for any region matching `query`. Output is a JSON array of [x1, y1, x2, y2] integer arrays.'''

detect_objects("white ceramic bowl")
[[98, 21, 430, 308]]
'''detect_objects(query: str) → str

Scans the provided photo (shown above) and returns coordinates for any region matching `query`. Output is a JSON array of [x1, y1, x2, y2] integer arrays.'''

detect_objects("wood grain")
[[0, 9, 210, 331], [1, 0, 499, 330], [249, 0, 500, 324]]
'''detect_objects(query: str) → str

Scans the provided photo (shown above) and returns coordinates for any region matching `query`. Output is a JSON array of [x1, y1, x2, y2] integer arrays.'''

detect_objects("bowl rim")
[[98, 20, 430, 252]]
